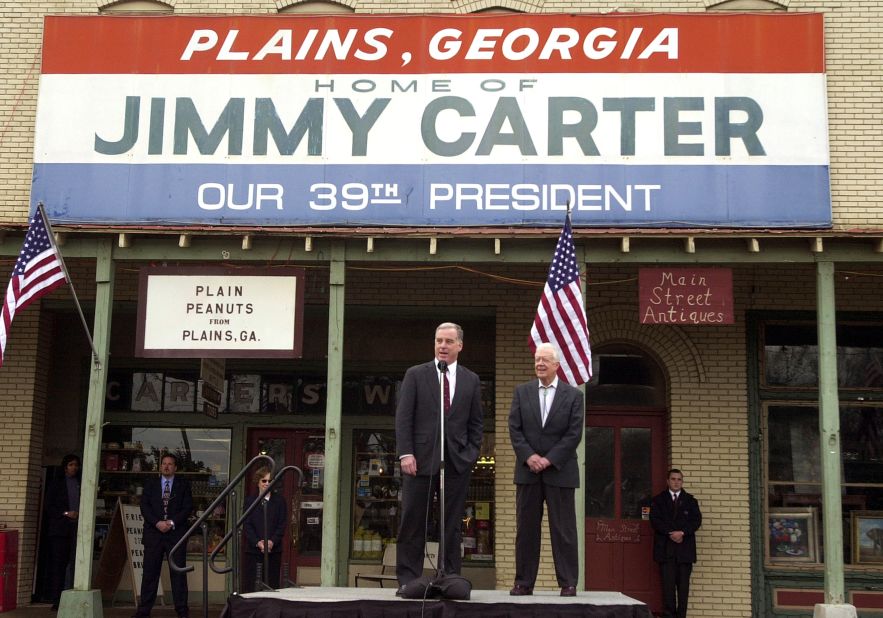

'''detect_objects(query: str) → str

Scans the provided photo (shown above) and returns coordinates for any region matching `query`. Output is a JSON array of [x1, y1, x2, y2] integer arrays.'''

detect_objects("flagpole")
[[37, 202, 101, 367]]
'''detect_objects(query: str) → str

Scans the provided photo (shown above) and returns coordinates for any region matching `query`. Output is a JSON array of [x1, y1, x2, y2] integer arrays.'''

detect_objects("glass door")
[[584, 412, 666, 610], [246, 428, 325, 585]]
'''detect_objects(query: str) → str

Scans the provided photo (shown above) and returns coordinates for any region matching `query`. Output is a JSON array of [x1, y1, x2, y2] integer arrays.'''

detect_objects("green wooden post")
[[816, 261, 846, 604], [60, 239, 114, 617], [576, 396, 586, 592], [576, 253, 588, 590], [321, 244, 345, 586]]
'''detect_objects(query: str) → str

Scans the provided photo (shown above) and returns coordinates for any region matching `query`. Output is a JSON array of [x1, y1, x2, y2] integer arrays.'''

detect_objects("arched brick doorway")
[[585, 343, 667, 613]]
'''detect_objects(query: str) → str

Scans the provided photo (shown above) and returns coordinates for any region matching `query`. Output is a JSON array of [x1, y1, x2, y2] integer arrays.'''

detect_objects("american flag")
[[0, 210, 67, 367], [530, 213, 592, 385]]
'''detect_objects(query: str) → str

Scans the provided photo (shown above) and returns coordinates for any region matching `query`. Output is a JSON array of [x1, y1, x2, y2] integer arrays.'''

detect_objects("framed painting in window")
[[767, 507, 818, 563], [852, 511, 883, 565]]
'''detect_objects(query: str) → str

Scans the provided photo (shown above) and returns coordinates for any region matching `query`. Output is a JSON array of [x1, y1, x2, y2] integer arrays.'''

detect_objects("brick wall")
[[0, 307, 50, 604]]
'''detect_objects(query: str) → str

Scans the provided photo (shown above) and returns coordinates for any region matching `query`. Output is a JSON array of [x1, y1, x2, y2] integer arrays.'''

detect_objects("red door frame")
[[246, 428, 325, 582], [585, 408, 667, 611]]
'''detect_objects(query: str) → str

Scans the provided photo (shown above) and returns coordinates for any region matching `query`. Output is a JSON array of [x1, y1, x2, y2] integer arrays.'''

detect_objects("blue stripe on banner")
[[31, 163, 831, 228]]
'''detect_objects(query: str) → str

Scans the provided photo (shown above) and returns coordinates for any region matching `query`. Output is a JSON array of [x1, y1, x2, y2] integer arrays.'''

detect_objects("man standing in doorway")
[[508, 342, 584, 597], [650, 468, 702, 618], [134, 453, 193, 618], [395, 322, 484, 592], [45, 453, 81, 611]]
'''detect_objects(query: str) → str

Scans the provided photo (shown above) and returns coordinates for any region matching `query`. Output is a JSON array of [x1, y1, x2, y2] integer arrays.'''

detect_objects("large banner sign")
[[33, 13, 830, 228]]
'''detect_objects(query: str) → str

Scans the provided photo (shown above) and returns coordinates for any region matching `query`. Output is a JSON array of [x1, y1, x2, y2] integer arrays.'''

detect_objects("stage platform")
[[223, 586, 654, 617]]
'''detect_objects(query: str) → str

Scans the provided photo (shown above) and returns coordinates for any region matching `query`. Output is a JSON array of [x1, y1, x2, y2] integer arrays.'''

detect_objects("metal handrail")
[[209, 464, 304, 577], [168, 454, 275, 618]]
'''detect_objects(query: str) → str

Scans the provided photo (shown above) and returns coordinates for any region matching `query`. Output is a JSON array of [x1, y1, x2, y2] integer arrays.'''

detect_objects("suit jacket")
[[243, 494, 287, 555], [649, 489, 702, 563], [395, 361, 484, 475], [140, 475, 193, 542], [508, 380, 584, 487], [45, 476, 78, 538]]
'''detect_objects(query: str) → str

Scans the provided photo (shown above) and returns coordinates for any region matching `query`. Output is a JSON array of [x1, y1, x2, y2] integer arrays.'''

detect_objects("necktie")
[[441, 367, 451, 415], [540, 386, 549, 426], [163, 480, 171, 519]]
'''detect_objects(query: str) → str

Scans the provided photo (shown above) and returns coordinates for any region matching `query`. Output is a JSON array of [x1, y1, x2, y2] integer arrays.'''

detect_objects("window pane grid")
[[761, 319, 883, 570]]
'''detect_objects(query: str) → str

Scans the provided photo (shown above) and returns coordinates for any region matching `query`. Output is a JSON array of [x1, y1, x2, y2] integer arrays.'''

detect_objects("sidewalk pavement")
[[0, 602, 227, 617]]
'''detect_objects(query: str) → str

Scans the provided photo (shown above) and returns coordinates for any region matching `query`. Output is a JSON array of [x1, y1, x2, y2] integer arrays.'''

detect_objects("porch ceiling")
[[1, 225, 882, 264]]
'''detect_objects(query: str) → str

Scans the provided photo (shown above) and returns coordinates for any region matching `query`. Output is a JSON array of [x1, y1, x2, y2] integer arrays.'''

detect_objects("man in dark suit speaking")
[[395, 322, 484, 591], [134, 453, 193, 618], [508, 342, 584, 597]]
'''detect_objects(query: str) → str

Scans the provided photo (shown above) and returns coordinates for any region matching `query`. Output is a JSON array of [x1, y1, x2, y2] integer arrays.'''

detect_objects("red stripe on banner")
[[42, 13, 825, 75]]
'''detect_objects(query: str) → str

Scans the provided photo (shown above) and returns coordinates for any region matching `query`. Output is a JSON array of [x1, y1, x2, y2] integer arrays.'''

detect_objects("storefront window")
[[765, 404, 883, 565], [586, 427, 614, 518], [620, 427, 652, 520], [97, 426, 232, 555], [352, 430, 400, 561], [350, 430, 496, 564], [763, 322, 883, 389], [587, 348, 666, 407], [762, 319, 883, 569]]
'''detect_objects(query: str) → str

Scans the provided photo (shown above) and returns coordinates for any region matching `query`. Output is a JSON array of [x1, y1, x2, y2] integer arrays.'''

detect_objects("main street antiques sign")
[[639, 267, 733, 325], [136, 266, 304, 358]]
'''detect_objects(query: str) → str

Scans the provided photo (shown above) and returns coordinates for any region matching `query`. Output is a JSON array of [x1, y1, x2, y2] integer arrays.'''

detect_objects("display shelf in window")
[[351, 430, 401, 560], [97, 425, 232, 556], [350, 429, 497, 564], [463, 454, 495, 563]]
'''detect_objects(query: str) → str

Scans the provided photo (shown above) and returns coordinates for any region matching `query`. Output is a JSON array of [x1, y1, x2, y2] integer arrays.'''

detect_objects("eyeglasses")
[[260, 479, 271, 484]]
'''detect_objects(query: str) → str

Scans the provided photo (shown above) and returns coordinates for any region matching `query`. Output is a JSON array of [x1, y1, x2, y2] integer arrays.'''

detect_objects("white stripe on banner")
[[34, 73, 829, 166]]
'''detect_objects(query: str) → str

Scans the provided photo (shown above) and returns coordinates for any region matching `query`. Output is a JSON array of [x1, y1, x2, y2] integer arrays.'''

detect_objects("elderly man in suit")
[[508, 342, 584, 597], [134, 453, 193, 618], [650, 468, 702, 618], [395, 322, 484, 592]]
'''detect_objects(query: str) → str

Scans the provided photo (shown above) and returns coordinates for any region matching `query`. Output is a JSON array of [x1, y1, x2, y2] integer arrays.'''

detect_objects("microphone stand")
[[436, 360, 448, 580]]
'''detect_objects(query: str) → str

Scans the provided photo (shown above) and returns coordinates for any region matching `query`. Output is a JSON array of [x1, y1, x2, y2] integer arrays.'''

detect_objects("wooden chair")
[[355, 543, 398, 588], [354, 541, 441, 587]]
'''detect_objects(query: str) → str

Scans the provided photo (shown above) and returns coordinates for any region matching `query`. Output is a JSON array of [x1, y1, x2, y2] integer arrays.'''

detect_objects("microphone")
[[438, 360, 447, 372]]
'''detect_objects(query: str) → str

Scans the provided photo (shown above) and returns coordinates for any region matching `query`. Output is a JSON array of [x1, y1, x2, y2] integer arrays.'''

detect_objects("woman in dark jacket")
[[45, 454, 81, 611], [242, 466, 288, 591]]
